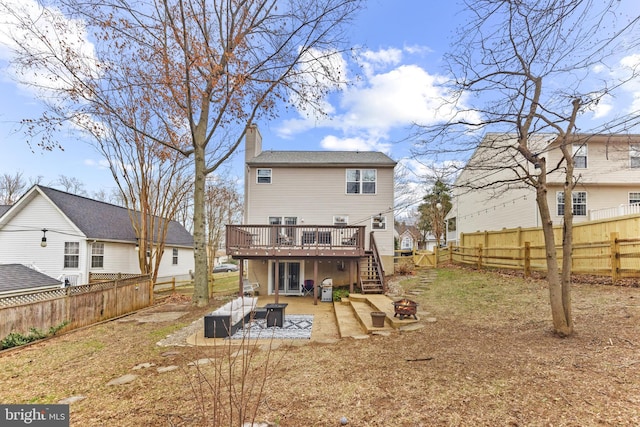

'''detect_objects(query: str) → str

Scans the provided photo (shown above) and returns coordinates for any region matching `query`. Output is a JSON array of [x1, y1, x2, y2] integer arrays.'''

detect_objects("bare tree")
[[2, 0, 363, 306], [205, 175, 242, 283], [414, 0, 640, 336], [53, 175, 86, 195], [86, 108, 194, 283], [0, 171, 26, 204]]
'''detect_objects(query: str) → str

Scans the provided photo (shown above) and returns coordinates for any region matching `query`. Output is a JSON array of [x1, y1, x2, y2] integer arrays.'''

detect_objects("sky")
[[0, 0, 639, 217]]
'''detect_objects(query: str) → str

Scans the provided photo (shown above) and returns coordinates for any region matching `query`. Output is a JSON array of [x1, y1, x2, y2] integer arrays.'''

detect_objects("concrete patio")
[[186, 293, 420, 346]]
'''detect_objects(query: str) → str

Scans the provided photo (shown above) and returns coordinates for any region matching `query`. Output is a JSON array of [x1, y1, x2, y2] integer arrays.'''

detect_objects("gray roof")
[[37, 186, 193, 247], [247, 150, 397, 167], [0, 205, 9, 217], [0, 264, 61, 293]]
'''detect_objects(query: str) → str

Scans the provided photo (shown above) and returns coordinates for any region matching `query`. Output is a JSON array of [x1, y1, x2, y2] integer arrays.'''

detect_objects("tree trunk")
[[192, 142, 209, 307], [536, 176, 573, 337]]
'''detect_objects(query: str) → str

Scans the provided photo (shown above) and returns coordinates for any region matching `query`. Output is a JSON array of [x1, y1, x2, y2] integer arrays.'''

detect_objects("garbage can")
[[265, 303, 288, 327], [320, 278, 333, 302]]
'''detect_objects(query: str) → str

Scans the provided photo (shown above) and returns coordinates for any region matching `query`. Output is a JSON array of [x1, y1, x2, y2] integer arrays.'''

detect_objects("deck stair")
[[359, 251, 384, 294], [333, 293, 419, 338]]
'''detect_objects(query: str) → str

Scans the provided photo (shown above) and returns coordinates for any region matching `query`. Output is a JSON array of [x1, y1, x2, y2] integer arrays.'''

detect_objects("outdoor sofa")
[[204, 296, 258, 338]]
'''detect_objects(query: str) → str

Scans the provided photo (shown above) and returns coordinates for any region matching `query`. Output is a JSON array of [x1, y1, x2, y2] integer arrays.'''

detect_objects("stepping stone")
[[399, 323, 426, 332], [132, 362, 156, 370], [371, 330, 392, 337], [187, 358, 214, 367], [58, 396, 86, 404], [107, 374, 138, 386], [424, 317, 437, 323], [161, 351, 181, 357], [231, 349, 251, 358], [157, 366, 179, 373], [351, 334, 370, 340]]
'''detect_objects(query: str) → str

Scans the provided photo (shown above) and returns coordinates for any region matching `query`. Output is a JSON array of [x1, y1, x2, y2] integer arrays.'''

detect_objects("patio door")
[[271, 261, 301, 294]]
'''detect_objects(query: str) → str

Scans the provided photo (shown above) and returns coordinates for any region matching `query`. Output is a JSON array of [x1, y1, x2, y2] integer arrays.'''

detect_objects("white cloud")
[[319, 134, 391, 153], [83, 158, 110, 169]]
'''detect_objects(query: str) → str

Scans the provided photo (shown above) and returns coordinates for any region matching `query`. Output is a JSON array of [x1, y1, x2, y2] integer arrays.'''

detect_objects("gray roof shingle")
[[247, 150, 396, 167], [0, 264, 61, 293], [38, 186, 193, 247]]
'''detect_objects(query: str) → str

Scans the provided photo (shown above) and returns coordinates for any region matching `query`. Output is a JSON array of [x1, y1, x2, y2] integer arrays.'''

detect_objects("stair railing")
[[369, 231, 386, 293]]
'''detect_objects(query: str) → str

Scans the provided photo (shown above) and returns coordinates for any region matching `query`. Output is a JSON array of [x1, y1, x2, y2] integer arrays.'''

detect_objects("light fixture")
[[436, 202, 443, 211], [135, 238, 139, 251], [41, 228, 48, 247]]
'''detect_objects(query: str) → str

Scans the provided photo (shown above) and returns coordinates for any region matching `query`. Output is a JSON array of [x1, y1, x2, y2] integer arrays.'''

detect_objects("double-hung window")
[[629, 192, 640, 205], [257, 168, 272, 184], [346, 169, 376, 194], [557, 191, 587, 216], [64, 242, 80, 268], [91, 243, 104, 268], [172, 248, 179, 265], [572, 144, 587, 169]]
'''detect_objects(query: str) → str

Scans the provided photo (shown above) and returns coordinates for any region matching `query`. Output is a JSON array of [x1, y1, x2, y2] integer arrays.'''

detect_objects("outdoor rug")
[[227, 315, 314, 340]]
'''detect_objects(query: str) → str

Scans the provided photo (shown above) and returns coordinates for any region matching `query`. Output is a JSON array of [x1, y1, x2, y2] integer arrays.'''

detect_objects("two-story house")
[[0, 185, 194, 288], [447, 133, 640, 242], [226, 125, 396, 300]]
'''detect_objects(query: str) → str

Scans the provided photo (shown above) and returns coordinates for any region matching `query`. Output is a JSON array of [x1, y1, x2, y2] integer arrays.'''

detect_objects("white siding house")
[[447, 133, 640, 242], [0, 185, 194, 290]]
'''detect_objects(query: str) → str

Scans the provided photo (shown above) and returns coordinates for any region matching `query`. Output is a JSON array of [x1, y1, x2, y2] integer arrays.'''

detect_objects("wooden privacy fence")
[[0, 275, 152, 339], [442, 213, 640, 282]]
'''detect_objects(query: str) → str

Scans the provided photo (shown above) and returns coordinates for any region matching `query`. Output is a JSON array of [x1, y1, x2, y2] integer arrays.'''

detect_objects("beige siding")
[[450, 134, 640, 240], [246, 163, 395, 293], [246, 165, 395, 256]]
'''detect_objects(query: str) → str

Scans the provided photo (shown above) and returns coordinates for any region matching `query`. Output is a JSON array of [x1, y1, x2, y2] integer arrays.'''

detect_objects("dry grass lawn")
[[1, 266, 639, 426]]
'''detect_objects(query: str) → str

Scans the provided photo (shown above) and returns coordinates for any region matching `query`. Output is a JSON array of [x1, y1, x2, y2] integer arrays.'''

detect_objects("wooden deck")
[[226, 224, 367, 259]]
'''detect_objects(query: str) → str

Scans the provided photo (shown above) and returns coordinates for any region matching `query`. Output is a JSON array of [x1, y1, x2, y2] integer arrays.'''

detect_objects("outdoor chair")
[[243, 278, 260, 296], [301, 279, 315, 297]]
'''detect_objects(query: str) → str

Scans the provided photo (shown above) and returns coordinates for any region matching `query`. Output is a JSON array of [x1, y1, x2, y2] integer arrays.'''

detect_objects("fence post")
[[172, 277, 176, 292], [524, 242, 531, 277], [610, 232, 620, 284], [477, 244, 483, 269]]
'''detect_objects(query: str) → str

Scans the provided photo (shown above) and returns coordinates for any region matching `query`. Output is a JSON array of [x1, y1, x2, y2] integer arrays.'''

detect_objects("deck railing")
[[226, 224, 366, 256]]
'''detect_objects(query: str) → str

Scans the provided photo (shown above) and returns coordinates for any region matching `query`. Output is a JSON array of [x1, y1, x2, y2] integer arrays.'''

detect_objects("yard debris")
[[405, 357, 434, 362]]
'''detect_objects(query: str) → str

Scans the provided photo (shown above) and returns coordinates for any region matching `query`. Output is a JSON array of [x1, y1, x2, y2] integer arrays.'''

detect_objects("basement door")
[[271, 261, 301, 295]]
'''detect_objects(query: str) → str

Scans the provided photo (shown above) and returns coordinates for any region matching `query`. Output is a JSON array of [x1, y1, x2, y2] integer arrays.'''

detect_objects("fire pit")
[[392, 298, 418, 320]]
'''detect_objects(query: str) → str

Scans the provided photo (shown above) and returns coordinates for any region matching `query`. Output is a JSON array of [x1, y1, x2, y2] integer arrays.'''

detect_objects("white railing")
[[588, 203, 640, 221]]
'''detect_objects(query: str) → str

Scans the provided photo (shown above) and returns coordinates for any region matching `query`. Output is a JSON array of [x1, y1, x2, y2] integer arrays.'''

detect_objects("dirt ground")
[[1, 266, 639, 426]]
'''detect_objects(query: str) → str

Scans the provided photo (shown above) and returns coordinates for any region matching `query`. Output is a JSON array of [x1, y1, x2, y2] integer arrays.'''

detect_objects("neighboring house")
[[394, 223, 435, 251], [0, 185, 194, 287], [0, 264, 62, 294], [447, 133, 640, 243], [227, 125, 396, 296]]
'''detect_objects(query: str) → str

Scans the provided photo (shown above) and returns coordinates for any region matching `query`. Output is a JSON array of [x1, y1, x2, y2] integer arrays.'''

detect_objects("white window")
[[91, 243, 104, 268], [333, 215, 349, 226], [372, 215, 386, 230], [346, 169, 376, 194], [172, 248, 178, 265], [630, 144, 640, 168], [557, 191, 587, 216], [629, 192, 640, 205], [257, 168, 272, 184], [401, 236, 412, 250], [572, 144, 587, 168], [64, 242, 80, 268]]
